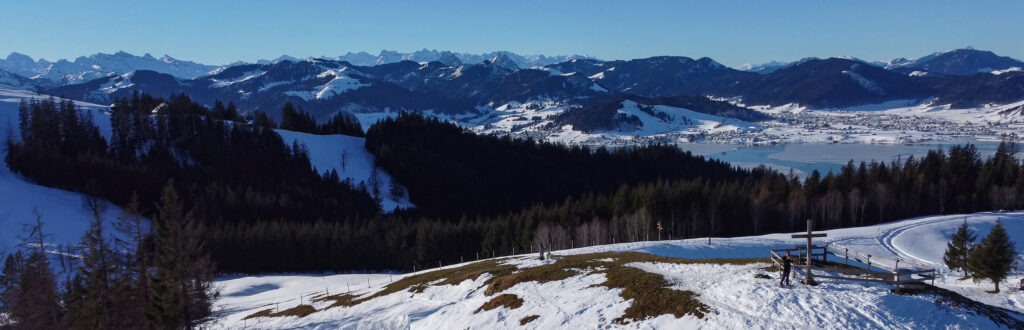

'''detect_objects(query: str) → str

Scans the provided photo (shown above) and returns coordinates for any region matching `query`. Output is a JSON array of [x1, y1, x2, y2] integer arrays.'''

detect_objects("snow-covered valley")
[[207, 213, 1024, 329], [460, 98, 1024, 147]]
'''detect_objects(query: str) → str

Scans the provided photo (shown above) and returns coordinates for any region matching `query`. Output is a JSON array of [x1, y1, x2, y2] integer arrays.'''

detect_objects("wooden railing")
[[770, 244, 936, 286]]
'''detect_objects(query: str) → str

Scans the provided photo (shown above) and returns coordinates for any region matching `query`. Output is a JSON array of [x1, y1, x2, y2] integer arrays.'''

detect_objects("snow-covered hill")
[[0, 86, 410, 254], [0, 87, 119, 254], [209, 213, 1024, 329]]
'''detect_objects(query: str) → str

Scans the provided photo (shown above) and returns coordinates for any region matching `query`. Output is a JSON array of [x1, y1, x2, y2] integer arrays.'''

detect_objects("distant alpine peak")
[[487, 53, 520, 70], [885, 47, 1024, 75]]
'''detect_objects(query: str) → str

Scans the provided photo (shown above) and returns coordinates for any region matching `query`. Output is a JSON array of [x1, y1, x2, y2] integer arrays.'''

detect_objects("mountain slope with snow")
[[888, 48, 1024, 76], [0, 87, 120, 254], [208, 212, 1024, 329], [0, 86, 410, 254]]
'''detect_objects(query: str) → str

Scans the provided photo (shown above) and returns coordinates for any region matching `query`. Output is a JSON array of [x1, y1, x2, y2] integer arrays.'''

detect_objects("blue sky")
[[1, 0, 1021, 67]]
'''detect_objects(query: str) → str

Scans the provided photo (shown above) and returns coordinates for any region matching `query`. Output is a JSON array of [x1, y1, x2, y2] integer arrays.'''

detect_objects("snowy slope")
[[208, 212, 1024, 329], [274, 130, 412, 212], [0, 87, 119, 254], [0, 86, 410, 256]]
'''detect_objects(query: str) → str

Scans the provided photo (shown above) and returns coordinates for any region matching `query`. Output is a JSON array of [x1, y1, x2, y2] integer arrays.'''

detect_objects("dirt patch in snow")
[[243, 304, 317, 319], [519, 314, 540, 325], [474, 293, 524, 313]]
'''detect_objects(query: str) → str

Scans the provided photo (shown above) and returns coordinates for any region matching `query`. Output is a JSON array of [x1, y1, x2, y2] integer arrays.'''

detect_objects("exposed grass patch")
[[242, 304, 317, 320], [474, 293, 524, 313], [480, 252, 765, 324], [891, 284, 1024, 328], [519, 314, 540, 325], [311, 251, 768, 325], [317, 259, 517, 307], [603, 264, 710, 324]]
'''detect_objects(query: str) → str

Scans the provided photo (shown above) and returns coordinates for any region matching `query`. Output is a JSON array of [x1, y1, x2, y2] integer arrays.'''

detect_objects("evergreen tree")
[[112, 192, 152, 328], [66, 195, 118, 329], [147, 181, 217, 329], [966, 220, 1018, 292], [12, 211, 62, 330], [249, 110, 277, 128], [389, 180, 406, 203], [943, 219, 976, 277], [369, 167, 383, 207], [0, 251, 25, 325]]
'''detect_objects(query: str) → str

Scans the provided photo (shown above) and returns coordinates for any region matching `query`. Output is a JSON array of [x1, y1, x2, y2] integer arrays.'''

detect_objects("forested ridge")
[[5, 94, 1024, 276]]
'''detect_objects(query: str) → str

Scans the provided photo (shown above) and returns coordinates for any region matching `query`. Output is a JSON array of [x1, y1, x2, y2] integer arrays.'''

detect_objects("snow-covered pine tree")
[[966, 220, 1017, 293], [943, 219, 976, 277]]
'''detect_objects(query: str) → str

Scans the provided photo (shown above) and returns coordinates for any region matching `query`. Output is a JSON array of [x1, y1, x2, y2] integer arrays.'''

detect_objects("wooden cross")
[[791, 219, 826, 285]]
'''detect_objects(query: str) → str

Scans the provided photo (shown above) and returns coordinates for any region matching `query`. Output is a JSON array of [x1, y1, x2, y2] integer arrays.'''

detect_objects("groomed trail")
[[209, 212, 1024, 329]]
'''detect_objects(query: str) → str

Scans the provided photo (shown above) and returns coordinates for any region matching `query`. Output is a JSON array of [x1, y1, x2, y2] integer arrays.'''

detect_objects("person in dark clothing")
[[780, 253, 792, 287]]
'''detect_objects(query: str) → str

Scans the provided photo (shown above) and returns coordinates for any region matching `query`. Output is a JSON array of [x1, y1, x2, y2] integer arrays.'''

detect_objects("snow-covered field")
[[208, 212, 1024, 329]]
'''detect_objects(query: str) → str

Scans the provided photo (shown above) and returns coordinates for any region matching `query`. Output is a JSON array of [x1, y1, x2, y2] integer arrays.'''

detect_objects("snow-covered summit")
[[207, 212, 1024, 329], [0, 51, 223, 85]]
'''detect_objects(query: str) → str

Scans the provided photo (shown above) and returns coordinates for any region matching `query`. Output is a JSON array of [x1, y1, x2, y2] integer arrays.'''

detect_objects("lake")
[[676, 141, 1004, 178]]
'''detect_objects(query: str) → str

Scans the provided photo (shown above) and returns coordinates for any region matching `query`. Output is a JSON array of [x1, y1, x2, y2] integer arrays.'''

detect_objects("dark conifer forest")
[[5, 93, 1024, 276]]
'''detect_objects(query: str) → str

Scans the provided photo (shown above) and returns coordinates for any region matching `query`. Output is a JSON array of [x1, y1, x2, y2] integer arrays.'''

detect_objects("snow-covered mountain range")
[[0, 51, 221, 85], [3, 48, 1024, 146]]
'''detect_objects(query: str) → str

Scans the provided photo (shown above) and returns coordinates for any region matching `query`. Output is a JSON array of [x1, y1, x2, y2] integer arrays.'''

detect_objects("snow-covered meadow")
[[207, 213, 1024, 329]]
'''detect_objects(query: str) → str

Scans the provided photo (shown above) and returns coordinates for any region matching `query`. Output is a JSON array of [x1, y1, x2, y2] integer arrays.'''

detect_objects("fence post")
[[844, 248, 849, 265], [476, 252, 479, 260], [823, 244, 828, 263], [866, 255, 871, 271], [512, 247, 515, 255], [894, 259, 900, 285], [438, 260, 441, 268]]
